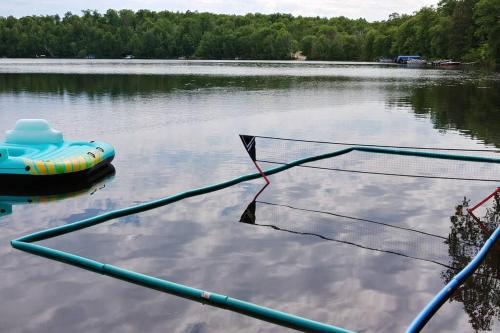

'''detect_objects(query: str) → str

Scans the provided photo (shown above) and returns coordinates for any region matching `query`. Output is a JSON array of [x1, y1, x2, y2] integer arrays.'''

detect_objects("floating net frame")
[[10, 134, 500, 333], [238, 135, 500, 332]]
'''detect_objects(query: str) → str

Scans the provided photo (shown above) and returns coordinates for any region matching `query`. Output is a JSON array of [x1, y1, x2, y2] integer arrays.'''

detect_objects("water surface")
[[0, 60, 499, 333]]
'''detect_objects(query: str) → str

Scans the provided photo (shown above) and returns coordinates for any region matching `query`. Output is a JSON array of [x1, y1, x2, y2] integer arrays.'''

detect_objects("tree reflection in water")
[[443, 194, 500, 331]]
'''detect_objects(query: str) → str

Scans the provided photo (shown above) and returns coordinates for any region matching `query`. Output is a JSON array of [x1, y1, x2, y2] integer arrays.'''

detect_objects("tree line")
[[0, 0, 498, 64]]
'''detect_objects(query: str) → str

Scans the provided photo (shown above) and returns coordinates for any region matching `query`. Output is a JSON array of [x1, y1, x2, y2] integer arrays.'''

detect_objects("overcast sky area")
[[1, 0, 439, 22]]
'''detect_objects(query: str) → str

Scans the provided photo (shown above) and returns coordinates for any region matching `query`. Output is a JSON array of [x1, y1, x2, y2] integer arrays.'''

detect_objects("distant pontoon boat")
[[396, 55, 421, 64]]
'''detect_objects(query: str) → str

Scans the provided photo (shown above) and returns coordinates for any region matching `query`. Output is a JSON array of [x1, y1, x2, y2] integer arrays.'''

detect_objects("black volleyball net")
[[240, 135, 500, 182]]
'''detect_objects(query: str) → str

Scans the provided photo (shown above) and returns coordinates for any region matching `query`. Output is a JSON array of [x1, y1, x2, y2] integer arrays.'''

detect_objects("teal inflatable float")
[[0, 119, 115, 186]]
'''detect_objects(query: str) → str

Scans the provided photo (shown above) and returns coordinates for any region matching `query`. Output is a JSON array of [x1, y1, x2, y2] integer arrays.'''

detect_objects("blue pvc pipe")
[[406, 226, 500, 333]]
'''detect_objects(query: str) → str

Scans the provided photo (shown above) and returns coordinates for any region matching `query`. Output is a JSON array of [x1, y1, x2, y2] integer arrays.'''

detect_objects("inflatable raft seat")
[[0, 119, 115, 184]]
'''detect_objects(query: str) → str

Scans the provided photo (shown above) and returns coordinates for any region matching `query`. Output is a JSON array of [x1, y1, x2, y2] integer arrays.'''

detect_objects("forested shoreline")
[[0, 0, 498, 64]]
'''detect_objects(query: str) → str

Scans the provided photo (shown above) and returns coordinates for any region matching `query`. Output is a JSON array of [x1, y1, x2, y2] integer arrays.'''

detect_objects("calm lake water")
[[1, 59, 500, 333]]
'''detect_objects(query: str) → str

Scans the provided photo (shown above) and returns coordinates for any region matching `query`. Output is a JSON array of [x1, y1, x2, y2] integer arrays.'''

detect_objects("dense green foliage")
[[0, 0, 498, 63]]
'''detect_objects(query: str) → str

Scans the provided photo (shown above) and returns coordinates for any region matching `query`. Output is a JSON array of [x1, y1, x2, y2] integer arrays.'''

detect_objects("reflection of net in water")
[[253, 136, 500, 182], [240, 199, 468, 268]]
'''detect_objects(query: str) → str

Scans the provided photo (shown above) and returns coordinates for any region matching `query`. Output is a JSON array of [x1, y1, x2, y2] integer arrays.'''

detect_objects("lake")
[[0, 59, 499, 333]]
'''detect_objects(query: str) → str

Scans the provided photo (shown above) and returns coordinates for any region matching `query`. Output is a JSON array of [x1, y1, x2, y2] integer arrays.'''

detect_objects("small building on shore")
[[292, 51, 307, 61]]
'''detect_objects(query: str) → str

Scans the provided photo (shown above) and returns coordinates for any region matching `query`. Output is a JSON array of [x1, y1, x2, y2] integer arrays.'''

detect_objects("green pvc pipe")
[[11, 145, 500, 333], [10, 240, 352, 333]]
